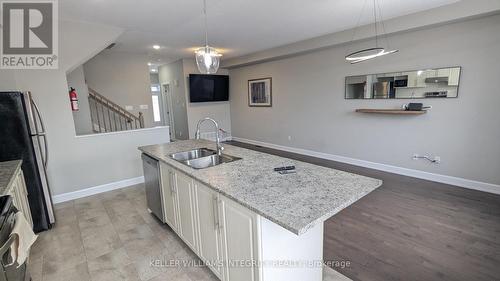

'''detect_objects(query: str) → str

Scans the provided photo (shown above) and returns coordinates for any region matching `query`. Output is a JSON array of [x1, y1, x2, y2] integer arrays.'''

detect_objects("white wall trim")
[[52, 176, 145, 204], [232, 137, 500, 195]]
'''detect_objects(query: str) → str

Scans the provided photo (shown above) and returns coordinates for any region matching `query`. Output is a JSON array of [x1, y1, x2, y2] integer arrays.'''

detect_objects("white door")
[[219, 195, 260, 281], [195, 183, 223, 278], [160, 163, 178, 230], [174, 170, 198, 251], [151, 84, 166, 127]]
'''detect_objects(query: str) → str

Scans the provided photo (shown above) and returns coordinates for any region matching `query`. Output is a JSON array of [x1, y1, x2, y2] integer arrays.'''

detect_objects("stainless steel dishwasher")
[[141, 154, 164, 222]]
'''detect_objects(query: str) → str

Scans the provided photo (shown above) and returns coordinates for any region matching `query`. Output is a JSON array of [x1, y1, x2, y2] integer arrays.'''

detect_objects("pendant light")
[[345, 0, 398, 64], [195, 0, 222, 74]]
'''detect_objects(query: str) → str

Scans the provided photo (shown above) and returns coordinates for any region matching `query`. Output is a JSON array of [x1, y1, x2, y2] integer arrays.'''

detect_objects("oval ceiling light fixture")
[[153, 45, 161, 50], [195, 0, 222, 74], [345, 0, 398, 64]]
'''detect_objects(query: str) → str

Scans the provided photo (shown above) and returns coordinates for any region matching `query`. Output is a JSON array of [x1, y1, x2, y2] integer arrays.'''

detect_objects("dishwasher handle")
[[142, 154, 158, 167]]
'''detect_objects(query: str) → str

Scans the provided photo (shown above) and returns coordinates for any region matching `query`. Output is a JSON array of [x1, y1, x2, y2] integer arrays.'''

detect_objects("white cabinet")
[[437, 68, 451, 77], [195, 183, 223, 279], [219, 195, 260, 281], [404, 71, 426, 88], [448, 67, 461, 86], [160, 163, 177, 230], [5, 169, 33, 227], [158, 164, 260, 281], [173, 170, 198, 251], [160, 164, 198, 252], [424, 69, 438, 79]]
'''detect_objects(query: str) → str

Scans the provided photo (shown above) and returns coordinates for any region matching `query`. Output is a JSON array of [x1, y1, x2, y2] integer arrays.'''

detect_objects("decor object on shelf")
[[195, 0, 222, 74], [403, 103, 432, 111], [248, 78, 272, 107], [345, 0, 398, 64]]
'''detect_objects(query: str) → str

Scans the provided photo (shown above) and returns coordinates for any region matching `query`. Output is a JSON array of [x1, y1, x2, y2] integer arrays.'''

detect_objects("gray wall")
[[229, 14, 500, 186], [181, 59, 231, 139], [83, 51, 155, 128], [158, 59, 231, 139], [67, 66, 93, 135], [0, 20, 170, 196]]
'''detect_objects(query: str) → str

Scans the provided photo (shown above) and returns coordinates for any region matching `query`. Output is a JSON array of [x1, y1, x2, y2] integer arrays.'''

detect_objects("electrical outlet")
[[434, 156, 441, 164], [288, 136, 292, 141], [413, 153, 419, 160]]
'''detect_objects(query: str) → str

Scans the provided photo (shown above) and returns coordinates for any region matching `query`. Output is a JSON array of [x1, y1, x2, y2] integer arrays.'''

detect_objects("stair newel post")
[[139, 112, 144, 128]]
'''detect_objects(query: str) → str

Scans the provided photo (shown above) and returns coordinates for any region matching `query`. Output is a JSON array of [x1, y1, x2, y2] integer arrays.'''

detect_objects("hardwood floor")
[[226, 141, 500, 281]]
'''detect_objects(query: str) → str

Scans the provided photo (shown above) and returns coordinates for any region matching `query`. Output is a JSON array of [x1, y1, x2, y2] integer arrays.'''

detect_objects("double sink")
[[170, 148, 241, 169]]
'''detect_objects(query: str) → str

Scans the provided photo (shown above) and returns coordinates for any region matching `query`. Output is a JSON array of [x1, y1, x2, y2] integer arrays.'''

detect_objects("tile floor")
[[29, 184, 346, 281]]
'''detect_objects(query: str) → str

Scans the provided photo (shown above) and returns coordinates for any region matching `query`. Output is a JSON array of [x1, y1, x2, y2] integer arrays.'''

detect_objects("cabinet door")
[[425, 70, 438, 78], [448, 68, 460, 86], [219, 195, 260, 281], [174, 171, 198, 251], [437, 68, 450, 77], [5, 186, 20, 212], [6, 175, 24, 219], [195, 183, 223, 278], [160, 163, 177, 230], [16, 171, 33, 227], [405, 72, 417, 87]]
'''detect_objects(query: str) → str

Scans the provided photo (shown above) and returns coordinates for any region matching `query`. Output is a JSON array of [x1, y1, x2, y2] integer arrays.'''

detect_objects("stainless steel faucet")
[[195, 117, 224, 155]]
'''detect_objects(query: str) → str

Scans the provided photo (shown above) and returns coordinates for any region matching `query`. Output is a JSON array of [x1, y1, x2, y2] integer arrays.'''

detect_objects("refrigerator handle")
[[31, 96, 49, 167]]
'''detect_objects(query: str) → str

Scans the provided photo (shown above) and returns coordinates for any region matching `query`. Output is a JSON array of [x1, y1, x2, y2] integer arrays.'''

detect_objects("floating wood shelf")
[[355, 109, 427, 115]]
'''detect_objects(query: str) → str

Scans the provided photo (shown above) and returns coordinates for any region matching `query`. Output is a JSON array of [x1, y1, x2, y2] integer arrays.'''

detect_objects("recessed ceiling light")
[[147, 62, 152, 66], [153, 45, 160, 50]]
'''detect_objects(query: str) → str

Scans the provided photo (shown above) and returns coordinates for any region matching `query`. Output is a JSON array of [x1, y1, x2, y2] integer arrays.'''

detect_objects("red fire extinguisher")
[[69, 87, 79, 111]]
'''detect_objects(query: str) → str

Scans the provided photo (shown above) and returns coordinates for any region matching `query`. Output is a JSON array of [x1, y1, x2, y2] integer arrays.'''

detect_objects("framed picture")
[[248, 78, 272, 107]]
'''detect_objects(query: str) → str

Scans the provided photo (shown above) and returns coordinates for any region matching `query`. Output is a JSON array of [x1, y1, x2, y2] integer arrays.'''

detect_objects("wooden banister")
[[88, 87, 145, 133]]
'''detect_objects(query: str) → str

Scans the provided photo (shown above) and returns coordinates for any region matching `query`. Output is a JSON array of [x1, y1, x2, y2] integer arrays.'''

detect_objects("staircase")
[[88, 88, 144, 133]]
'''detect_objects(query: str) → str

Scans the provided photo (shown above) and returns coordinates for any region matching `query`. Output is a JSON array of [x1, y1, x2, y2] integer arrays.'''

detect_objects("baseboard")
[[52, 176, 145, 204], [231, 137, 500, 195]]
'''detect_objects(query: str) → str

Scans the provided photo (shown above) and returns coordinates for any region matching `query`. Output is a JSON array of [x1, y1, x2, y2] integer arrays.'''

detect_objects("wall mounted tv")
[[189, 74, 229, 103]]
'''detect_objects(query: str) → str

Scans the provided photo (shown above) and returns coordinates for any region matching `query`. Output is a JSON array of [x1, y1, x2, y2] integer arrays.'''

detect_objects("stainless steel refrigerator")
[[0, 91, 55, 232], [373, 81, 391, 99]]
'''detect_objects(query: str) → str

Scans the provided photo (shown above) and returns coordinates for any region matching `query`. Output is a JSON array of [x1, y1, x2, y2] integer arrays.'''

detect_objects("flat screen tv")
[[189, 74, 229, 102]]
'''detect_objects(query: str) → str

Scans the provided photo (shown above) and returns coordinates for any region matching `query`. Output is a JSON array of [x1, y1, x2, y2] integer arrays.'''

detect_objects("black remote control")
[[273, 166, 296, 172]]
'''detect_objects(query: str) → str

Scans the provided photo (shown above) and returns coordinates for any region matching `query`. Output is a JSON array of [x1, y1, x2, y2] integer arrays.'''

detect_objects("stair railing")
[[87, 87, 144, 133]]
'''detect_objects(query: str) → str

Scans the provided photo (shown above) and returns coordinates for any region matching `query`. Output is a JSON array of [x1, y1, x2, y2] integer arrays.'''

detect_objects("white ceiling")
[[60, 0, 460, 65]]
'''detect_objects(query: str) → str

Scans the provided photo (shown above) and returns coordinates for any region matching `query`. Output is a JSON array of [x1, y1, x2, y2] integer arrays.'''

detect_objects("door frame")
[[151, 84, 166, 127], [162, 83, 176, 140]]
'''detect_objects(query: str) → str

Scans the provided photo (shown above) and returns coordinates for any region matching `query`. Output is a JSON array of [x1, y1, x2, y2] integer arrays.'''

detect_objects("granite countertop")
[[139, 140, 382, 235], [0, 160, 23, 195]]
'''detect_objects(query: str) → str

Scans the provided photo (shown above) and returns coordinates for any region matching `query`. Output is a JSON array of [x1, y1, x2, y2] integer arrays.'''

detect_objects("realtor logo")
[[1, 0, 58, 69]]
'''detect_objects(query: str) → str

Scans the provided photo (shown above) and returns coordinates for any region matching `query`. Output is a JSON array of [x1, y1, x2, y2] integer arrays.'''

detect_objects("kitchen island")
[[139, 139, 382, 281]]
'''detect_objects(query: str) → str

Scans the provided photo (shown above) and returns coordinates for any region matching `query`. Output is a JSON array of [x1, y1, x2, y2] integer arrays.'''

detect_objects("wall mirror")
[[345, 66, 461, 99]]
